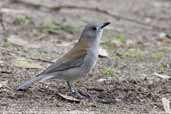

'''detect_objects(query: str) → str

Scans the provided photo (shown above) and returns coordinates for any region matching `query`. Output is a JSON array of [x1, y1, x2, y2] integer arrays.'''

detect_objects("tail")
[[16, 74, 49, 91]]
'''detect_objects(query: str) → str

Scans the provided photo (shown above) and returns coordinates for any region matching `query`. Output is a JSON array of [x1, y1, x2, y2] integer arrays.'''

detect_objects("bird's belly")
[[59, 57, 97, 81], [60, 67, 83, 81]]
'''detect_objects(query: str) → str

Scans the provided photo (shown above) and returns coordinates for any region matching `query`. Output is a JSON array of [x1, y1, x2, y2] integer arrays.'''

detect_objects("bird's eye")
[[92, 27, 97, 31]]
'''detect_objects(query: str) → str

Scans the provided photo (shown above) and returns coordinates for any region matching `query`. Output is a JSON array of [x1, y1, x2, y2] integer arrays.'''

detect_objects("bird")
[[16, 22, 110, 98]]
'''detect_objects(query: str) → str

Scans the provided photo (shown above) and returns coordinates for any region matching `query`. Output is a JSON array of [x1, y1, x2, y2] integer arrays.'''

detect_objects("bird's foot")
[[69, 90, 85, 99]]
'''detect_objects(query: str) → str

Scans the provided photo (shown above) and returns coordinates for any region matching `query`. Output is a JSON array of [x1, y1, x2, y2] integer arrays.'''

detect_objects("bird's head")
[[79, 22, 110, 47]]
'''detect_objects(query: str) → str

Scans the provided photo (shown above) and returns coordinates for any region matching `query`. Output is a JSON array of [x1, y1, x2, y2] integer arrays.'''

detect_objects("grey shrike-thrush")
[[16, 22, 110, 98]]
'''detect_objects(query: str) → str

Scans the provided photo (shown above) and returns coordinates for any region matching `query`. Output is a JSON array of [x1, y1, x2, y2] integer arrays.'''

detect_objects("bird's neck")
[[79, 38, 100, 49]]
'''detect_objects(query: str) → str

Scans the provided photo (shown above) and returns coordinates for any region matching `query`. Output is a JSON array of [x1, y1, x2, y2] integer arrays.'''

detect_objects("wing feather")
[[40, 41, 88, 75]]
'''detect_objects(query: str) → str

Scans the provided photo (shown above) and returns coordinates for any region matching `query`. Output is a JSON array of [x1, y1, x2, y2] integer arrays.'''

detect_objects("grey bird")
[[16, 22, 110, 98]]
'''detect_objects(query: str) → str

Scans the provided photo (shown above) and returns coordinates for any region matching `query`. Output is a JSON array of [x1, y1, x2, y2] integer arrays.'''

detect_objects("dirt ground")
[[0, 0, 171, 114]]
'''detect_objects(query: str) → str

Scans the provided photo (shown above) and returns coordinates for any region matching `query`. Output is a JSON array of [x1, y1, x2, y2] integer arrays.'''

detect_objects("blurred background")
[[0, 0, 170, 42], [0, 0, 171, 114]]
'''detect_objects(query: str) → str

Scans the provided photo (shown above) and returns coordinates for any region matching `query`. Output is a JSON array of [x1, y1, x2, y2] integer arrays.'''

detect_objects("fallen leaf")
[[99, 47, 109, 58], [13, 58, 44, 69], [162, 97, 171, 114], [97, 77, 113, 83], [153, 72, 170, 79], [57, 93, 80, 103]]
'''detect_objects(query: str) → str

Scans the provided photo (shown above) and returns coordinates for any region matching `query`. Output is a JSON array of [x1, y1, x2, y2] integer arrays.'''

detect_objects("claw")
[[69, 90, 84, 99], [66, 81, 88, 99]]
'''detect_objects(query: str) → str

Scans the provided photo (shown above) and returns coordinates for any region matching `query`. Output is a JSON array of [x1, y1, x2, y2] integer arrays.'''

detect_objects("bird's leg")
[[66, 81, 83, 99], [66, 81, 75, 93]]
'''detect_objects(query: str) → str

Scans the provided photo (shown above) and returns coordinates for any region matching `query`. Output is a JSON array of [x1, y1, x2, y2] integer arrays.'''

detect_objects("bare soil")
[[0, 0, 171, 114]]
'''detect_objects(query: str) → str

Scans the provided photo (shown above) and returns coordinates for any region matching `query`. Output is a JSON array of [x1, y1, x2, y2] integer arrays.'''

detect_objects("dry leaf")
[[99, 47, 109, 58], [153, 72, 170, 79], [13, 58, 44, 69], [162, 97, 171, 113], [97, 77, 113, 83], [57, 93, 80, 102]]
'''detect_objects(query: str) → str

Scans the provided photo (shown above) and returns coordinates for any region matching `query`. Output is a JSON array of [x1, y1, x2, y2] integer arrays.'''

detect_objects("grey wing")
[[15, 54, 86, 91], [41, 55, 85, 75]]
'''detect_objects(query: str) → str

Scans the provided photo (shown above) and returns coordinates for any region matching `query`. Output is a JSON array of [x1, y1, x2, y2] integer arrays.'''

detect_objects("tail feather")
[[16, 74, 48, 91]]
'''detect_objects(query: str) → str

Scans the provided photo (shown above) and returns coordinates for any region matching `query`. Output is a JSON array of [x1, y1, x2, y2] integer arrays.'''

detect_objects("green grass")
[[151, 52, 164, 60], [112, 55, 120, 61], [14, 15, 32, 25], [123, 49, 144, 60], [101, 67, 114, 77], [159, 64, 165, 73], [114, 34, 126, 43]]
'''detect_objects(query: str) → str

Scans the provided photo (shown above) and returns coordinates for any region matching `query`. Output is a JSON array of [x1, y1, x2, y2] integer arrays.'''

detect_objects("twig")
[[12, 0, 167, 31], [29, 57, 54, 64]]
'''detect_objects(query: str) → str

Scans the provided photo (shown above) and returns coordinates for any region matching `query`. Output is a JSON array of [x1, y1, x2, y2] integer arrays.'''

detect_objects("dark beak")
[[100, 22, 110, 29]]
